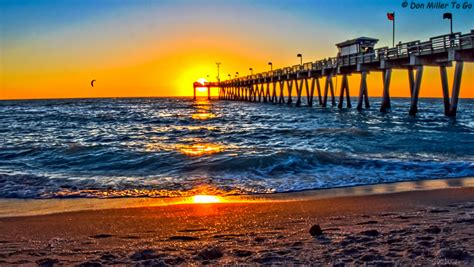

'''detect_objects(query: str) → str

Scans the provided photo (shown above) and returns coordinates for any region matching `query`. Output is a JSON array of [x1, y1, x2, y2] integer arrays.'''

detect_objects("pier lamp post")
[[216, 62, 221, 82], [297, 54, 302, 65], [228, 74, 231, 80], [443, 12, 453, 35], [235, 72, 239, 78], [443, 12, 454, 46], [206, 74, 210, 81], [268, 62, 273, 71], [249, 68, 253, 75]]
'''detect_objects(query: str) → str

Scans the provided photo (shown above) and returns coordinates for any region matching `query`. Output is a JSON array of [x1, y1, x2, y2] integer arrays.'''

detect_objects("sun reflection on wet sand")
[[191, 195, 223, 203]]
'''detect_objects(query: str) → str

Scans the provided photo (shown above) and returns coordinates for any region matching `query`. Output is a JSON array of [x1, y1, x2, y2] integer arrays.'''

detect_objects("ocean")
[[0, 97, 473, 198]]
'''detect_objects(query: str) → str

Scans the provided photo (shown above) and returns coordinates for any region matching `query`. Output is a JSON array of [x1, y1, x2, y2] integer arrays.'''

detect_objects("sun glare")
[[191, 195, 222, 203], [197, 78, 207, 85]]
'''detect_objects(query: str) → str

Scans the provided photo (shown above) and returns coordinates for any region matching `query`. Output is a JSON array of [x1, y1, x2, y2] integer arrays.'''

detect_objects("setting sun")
[[197, 78, 207, 85], [195, 78, 208, 92], [191, 195, 222, 204]]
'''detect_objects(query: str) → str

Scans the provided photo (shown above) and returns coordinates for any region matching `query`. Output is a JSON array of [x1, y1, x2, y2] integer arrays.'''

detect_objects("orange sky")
[[1, 1, 473, 100]]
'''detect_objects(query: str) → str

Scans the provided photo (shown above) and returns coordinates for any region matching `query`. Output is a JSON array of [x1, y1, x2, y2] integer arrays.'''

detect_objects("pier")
[[197, 30, 474, 117], [193, 82, 220, 100]]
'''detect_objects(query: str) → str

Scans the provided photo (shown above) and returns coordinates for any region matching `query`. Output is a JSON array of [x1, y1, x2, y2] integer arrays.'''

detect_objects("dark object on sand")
[[36, 258, 60, 267], [360, 229, 380, 236], [130, 249, 159, 261], [424, 225, 441, 234], [309, 224, 323, 236], [198, 247, 224, 260], [438, 248, 470, 260]]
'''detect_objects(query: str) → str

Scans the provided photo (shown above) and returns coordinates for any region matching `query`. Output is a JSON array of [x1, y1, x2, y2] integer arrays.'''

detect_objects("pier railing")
[[214, 30, 474, 117], [224, 31, 473, 81]]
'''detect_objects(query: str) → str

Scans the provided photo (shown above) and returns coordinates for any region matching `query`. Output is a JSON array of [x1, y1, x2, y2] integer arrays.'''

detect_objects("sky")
[[0, 0, 473, 99]]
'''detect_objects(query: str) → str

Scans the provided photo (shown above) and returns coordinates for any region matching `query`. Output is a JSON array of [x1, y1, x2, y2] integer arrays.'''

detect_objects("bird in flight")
[[91, 79, 96, 87]]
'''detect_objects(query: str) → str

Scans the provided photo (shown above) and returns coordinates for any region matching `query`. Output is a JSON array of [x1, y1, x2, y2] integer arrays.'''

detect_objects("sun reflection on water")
[[179, 143, 222, 156], [191, 99, 216, 120], [191, 113, 216, 120]]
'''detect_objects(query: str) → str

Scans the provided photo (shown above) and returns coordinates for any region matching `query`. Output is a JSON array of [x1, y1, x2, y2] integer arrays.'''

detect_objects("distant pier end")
[[193, 82, 221, 100], [195, 30, 474, 117]]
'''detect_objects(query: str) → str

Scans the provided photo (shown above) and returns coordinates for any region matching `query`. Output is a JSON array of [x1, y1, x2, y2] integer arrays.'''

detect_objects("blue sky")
[[1, 0, 473, 99]]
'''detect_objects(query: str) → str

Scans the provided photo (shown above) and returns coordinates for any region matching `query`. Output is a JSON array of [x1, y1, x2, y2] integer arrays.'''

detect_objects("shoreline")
[[1, 176, 473, 218], [1, 186, 473, 264]]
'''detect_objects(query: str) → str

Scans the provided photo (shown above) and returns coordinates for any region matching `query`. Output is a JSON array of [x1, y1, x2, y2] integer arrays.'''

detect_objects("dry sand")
[[0, 187, 473, 265]]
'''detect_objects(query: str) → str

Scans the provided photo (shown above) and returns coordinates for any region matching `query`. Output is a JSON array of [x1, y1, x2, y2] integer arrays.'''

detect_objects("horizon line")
[[1, 96, 474, 102]]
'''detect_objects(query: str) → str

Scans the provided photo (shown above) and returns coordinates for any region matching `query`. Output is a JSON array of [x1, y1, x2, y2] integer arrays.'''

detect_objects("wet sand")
[[1, 187, 473, 265]]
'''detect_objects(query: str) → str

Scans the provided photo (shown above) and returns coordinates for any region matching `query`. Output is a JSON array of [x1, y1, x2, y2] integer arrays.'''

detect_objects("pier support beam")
[[322, 74, 335, 107], [448, 61, 464, 117], [261, 83, 266, 102], [408, 66, 424, 116], [357, 71, 370, 110], [272, 81, 277, 103], [265, 82, 271, 103], [207, 86, 211, 100], [306, 78, 314, 107], [315, 78, 322, 106], [408, 67, 415, 98], [193, 86, 196, 100], [440, 66, 451, 116], [338, 74, 351, 109], [278, 81, 285, 104], [380, 69, 392, 113], [286, 80, 293, 105], [295, 79, 304, 106]]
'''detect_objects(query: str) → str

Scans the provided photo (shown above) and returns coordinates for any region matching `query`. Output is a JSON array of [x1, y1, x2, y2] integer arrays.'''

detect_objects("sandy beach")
[[1, 184, 473, 265]]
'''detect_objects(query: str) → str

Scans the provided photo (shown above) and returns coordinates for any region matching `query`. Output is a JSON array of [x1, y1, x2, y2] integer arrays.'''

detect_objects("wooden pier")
[[201, 30, 474, 117]]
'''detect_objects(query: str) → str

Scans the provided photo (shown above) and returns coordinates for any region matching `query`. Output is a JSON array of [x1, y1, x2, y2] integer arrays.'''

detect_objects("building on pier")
[[336, 37, 378, 56]]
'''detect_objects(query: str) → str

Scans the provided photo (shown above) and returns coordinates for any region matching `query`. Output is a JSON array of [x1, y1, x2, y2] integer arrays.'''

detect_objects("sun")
[[195, 78, 208, 93], [197, 78, 208, 85]]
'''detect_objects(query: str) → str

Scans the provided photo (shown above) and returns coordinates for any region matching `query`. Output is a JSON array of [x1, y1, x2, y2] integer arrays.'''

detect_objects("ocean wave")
[[0, 97, 473, 199]]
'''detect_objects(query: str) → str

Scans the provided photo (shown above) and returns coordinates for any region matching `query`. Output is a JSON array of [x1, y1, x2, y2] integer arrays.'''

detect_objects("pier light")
[[249, 68, 253, 75], [216, 62, 221, 82], [235, 72, 239, 78], [268, 62, 273, 71], [228, 74, 231, 80], [297, 54, 302, 65], [443, 12, 453, 36]]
